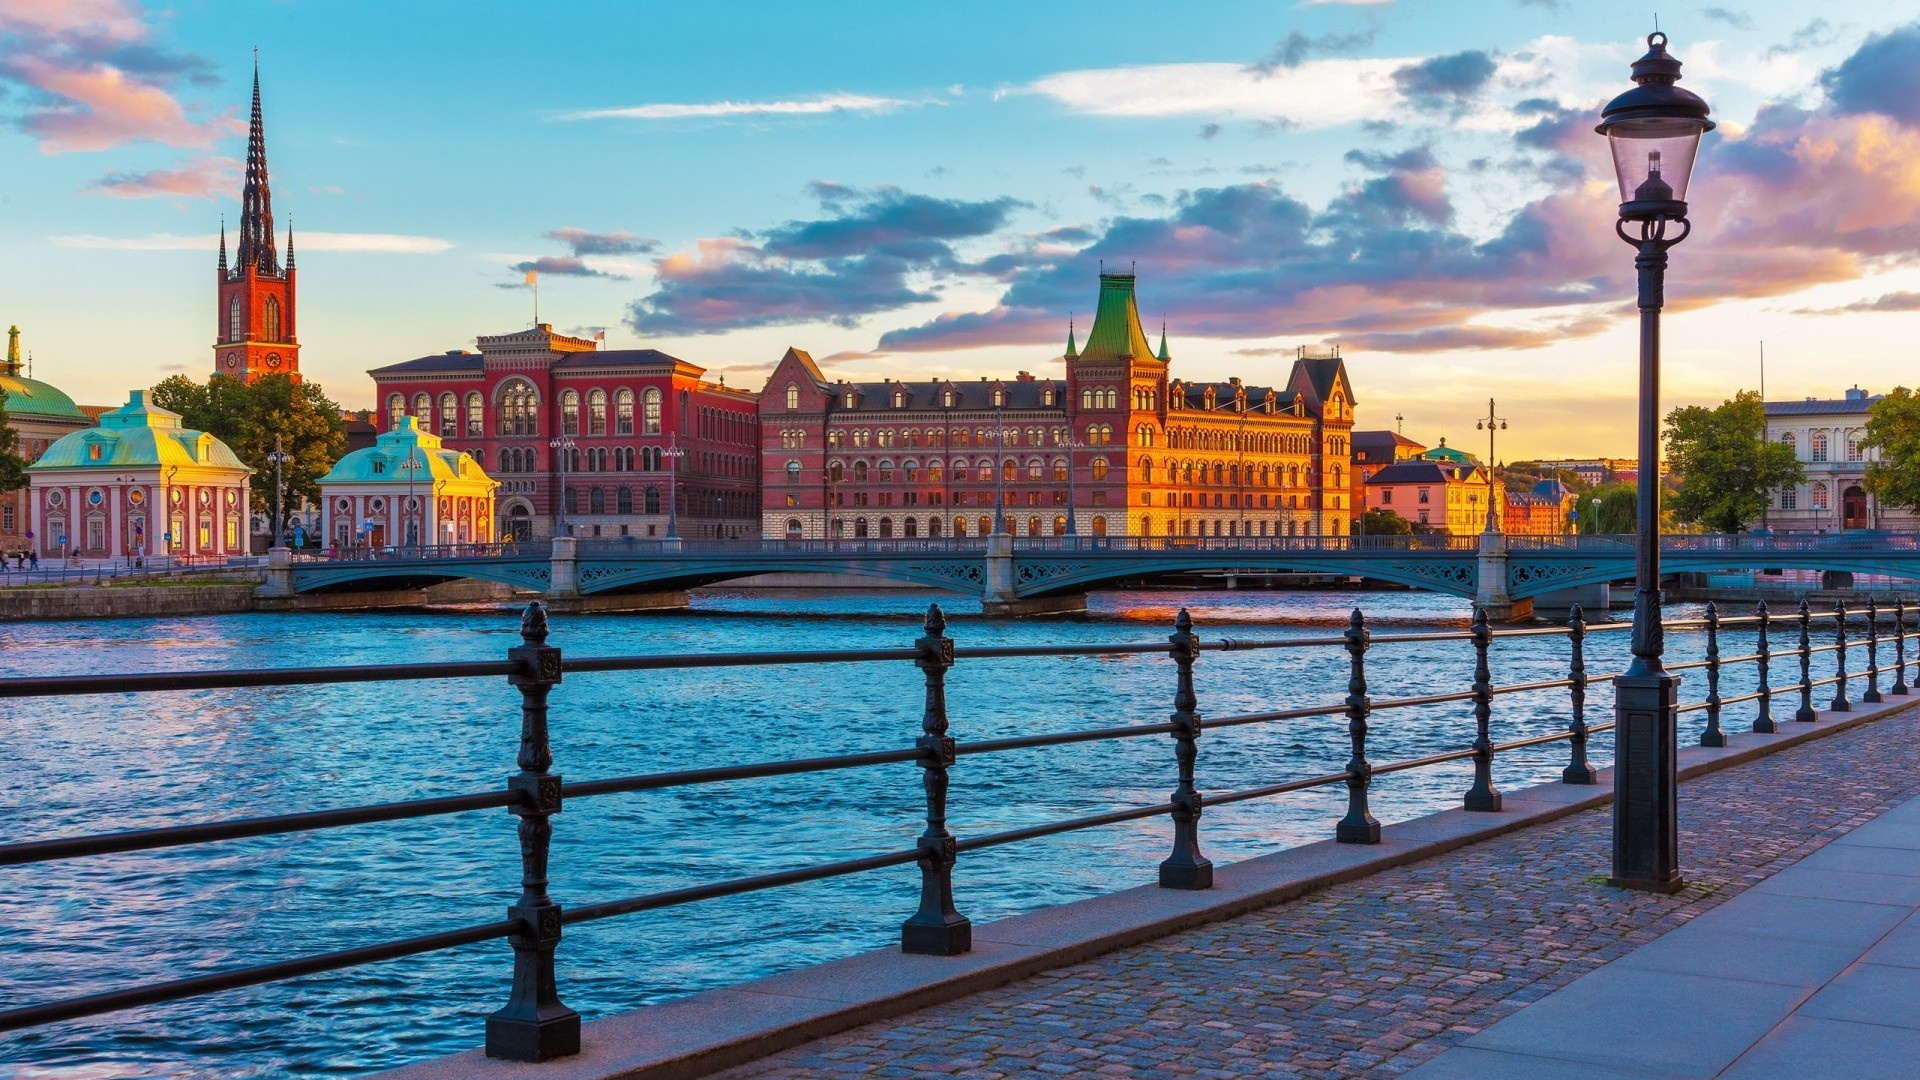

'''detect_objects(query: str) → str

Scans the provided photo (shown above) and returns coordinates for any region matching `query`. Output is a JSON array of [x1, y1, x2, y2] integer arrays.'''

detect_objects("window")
[[1779, 487, 1798, 510], [1053, 458, 1069, 482], [854, 461, 870, 482], [1812, 482, 1830, 510], [786, 384, 799, 411], [616, 389, 635, 435], [977, 461, 993, 482], [1848, 434, 1863, 462], [498, 381, 539, 437], [645, 487, 661, 514], [786, 460, 801, 484], [643, 388, 662, 434], [263, 295, 281, 343], [586, 389, 607, 436], [617, 487, 633, 514], [439, 393, 457, 436], [1812, 431, 1829, 462], [992, 388, 1004, 407], [387, 394, 405, 430], [227, 297, 242, 342], [1091, 515, 1108, 537], [1418, 487, 1430, 504], [1090, 457, 1109, 481], [942, 389, 954, 407], [466, 392, 484, 436]]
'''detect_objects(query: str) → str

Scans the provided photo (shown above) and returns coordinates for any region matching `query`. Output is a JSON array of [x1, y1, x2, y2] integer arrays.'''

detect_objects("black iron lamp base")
[[1159, 856, 1214, 890], [901, 913, 972, 956], [1610, 669, 1684, 894], [486, 1006, 582, 1062]]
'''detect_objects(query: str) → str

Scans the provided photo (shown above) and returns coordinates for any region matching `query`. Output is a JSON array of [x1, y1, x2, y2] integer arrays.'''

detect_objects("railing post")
[[1700, 601, 1726, 747], [1337, 609, 1379, 843], [1796, 599, 1816, 723], [1865, 597, 1884, 704], [1895, 598, 1912, 697], [1464, 606, 1502, 811], [902, 603, 970, 955], [1832, 600, 1852, 713], [1563, 603, 1597, 784], [1159, 608, 1212, 889], [1754, 600, 1777, 733], [486, 602, 580, 1062]]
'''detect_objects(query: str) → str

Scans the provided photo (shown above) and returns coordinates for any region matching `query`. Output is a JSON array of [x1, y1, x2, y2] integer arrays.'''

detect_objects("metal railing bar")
[[562, 648, 919, 673], [0, 918, 519, 1034], [954, 721, 1179, 756], [0, 659, 520, 699], [1370, 745, 1480, 776], [562, 848, 924, 925], [953, 801, 1176, 853], [1205, 703, 1348, 729], [560, 747, 924, 799], [1370, 689, 1481, 711], [1491, 728, 1581, 753], [1492, 677, 1578, 695], [1205, 770, 1352, 808], [0, 788, 517, 867]]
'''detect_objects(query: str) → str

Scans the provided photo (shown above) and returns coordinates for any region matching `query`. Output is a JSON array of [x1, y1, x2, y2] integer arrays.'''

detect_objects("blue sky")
[[6, 1, 1920, 457]]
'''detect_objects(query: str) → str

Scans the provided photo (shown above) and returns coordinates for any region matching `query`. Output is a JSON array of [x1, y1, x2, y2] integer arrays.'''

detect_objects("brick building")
[[213, 65, 301, 385], [757, 272, 1357, 540], [367, 325, 759, 541]]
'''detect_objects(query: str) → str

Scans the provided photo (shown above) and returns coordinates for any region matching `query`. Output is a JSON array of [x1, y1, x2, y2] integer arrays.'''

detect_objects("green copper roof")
[[1157, 323, 1170, 361], [0, 374, 87, 422], [1064, 319, 1078, 359], [319, 415, 488, 485], [1078, 273, 1157, 363], [1422, 438, 1479, 465], [28, 389, 249, 471]]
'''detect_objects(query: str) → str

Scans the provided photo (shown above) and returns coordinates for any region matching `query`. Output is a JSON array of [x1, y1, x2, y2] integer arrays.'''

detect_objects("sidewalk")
[[1406, 793, 1920, 1079]]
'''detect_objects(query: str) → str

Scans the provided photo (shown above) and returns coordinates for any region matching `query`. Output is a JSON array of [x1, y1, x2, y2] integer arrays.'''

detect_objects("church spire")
[[286, 217, 295, 269], [218, 217, 228, 274], [235, 56, 279, 276], [1064, 316, 1078, 359], [1158, 321, 1170, 361]]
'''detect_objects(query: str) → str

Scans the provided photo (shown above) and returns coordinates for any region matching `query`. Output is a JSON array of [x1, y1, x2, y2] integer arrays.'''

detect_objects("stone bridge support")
[[258, 546, 294, 598], [544, 536, 687, 612], [980, 535, 1088, 617], [1475, 533, 1533, 622]]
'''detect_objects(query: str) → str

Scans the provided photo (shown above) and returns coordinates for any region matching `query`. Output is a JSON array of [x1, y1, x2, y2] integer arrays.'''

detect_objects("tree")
[[1864, 386, 1920, 514], [1356, 507, 1413, 536], [1664, 390, 1804, 533], [1575, 483, 1639, 534], [150, 374, 348, 538], [0, 388, 29, 495]]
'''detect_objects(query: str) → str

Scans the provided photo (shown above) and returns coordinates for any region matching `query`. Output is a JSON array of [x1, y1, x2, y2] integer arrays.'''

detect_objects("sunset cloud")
[[558, 94, 923, 122], [82, 155, 238, 199], [56, 232, 452, 253]]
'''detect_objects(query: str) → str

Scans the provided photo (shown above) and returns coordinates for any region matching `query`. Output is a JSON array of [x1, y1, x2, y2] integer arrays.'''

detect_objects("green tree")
[[149, 374, 348, 537], [1356, 507, 1414, 536], [1575, 483, 1638, 534], [1663, 390, 1804, 533], [0, 388, 28, 494], [1864, 386, 1920, 514]]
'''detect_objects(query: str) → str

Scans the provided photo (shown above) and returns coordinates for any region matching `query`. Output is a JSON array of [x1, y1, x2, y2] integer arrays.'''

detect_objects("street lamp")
[[1476, 399, 1507, 534], [549, 433, 576, 538], [1062, 433, 1081, 538], [1596, 30, 1714, 894], [662, 436, 686, 539], [267, 435, 291, 549]]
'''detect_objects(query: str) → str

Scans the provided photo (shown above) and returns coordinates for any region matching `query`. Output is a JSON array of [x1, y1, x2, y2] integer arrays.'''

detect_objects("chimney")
[[1846, 386, 1868, 401]]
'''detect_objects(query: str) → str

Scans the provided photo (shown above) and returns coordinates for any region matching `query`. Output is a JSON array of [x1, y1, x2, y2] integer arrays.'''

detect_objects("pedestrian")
[[29, 549, 39, 570]]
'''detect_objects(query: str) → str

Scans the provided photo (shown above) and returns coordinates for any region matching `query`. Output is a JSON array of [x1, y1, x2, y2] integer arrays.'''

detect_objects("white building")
[[1765, 387, 1917, 533]]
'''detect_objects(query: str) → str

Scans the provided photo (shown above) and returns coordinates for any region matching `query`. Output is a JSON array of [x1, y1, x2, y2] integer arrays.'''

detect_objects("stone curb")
[[378, 694, 1920, 1080]]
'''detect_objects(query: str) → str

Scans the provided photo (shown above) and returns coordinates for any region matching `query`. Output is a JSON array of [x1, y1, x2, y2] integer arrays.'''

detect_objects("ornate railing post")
[[1700, 601, 1726, 747], [1337, 609, 1379, 843], [1796, 599, 1816, 723], [902, 603, 970, 955], [1464, 606, 1502, 811], [1563, 603, 1597, 784], [1895, 598, 1912, 697], [1753, 600, 1777, 733], [1832, 600, 1852, 713], [1865, 597, 1884, 704], [1159, 608, 1212, 889], [486, 602, 580, 1062]]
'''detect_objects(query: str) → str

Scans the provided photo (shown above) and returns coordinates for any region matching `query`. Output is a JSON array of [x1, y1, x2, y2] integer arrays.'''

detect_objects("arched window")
[[587, 389, 608, 436], [1053, 458, 1068, 481], [263, 296, 281, 343], [1091, 515, 1108, 537], [439, 393, 457, 436], [904, 517, 919, 538], [978, 460, 993, 482], [927, 516, 941, 537], [786, 517, 804, 539], [1090, 457, 1109, 481], [1812, 431, 1829, 462], [786, 384, 800, 411], [1848, 433, 1864, 462], [992, 387, 1005, 407], [978, 515, 992, 536], [466, 392, 484, 436], [387, 394, 405, 430], [786, 460, 801, 484], [953, 516, 967, 537], [1028, 458, 1043, 480], [854, 461, 870, 482], [616, 389, 635, 435], [854, 517, 870, 538], [1140, 456, 1154, 482], [227, 296, 242, 342], [497, 380, 539, 437], [879, 459, 895, 482], [643, 388, 662, 434], [1812, 482, 1830, 510], [1081, 388, 1094, 410], [878, 517, 894, 538], [645, 487, 661, 514], [589, 488, 605, 514], [943, 389, 954, 407], [829, 460, 845, 483], [1027, 516, 1042, 537], [413, 393, 430, 428]]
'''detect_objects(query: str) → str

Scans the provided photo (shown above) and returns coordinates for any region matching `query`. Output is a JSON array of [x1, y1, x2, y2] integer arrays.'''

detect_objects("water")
[[0, 588, 1785, 1077]]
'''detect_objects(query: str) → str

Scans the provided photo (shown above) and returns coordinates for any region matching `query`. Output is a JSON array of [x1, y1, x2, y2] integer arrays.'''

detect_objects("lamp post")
[[662, 436, 685, 539], [1476, 399, 1507, 534], [1062, 433, 1081, 538], [267, 436, 291, 549], [1596, 30, 1714, 893], [548, 433, 576, 538]]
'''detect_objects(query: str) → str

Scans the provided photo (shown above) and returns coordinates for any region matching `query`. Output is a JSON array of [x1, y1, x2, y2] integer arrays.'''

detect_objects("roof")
[[1530, 478, 1573, 501], [1766, 397, 1881, 416], [1367, 460, 1481, 485], [826, 378, 1066, 413], [553, 348, 687, 370], [0, 373, 88, 422], [1352, 430, 1425, 462], [1077, 274, 1157, 363], [781, 347, 830, 388], [1422, 438, 1479, 465], [318, 416, 494, 486], [1296, 357, 1346, 405], [28, 390, 251, 472], [369, 351, 485, 376], [1174, 380, 1286, 412]]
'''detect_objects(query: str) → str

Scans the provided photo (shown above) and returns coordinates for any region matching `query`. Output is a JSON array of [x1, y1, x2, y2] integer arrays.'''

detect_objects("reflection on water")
[[2, 588, 1754, 1077]]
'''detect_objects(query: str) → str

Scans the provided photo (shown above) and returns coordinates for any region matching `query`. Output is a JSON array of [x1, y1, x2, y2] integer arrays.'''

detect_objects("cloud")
[[0, 1, 238, 154], [1792, 291, 1920, 315], [56, 231, 452, 253], [82, 154, 238, 198], [1025, 59, 1405, 128], [1701, 7, 1754, 30], [627, 185, 1021, 335], [557, 93, 923, 122], [546, 227, 656, 256], [1392, 50, 1498, 110], [511, 255, 625, 280], [1199, 122, 1222, 140], [1820, 23, 1920, 125], [1249, 26, 1380, 73]]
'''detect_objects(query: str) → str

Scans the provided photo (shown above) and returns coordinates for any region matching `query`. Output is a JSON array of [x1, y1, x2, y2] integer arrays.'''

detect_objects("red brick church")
[[213, 64, 300, 385]]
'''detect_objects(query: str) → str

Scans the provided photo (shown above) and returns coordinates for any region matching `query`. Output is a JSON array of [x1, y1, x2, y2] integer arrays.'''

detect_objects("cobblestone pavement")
[[719, 707, 1920, 1079]]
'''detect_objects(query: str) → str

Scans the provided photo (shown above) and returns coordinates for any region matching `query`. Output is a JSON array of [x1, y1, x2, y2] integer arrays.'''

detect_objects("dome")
[[0, 374, 87, 423], [28, 390, 251, 472], [319, 415, 489, 485]]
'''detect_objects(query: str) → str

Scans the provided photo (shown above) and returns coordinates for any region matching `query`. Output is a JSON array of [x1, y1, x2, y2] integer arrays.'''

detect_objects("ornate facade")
[[0, 325, 94, 551], [1766, 388, 1917, 533], [213, 65, 300, 384], [367, 325, 759, 540], [317, 416, 497, 550], [757, 272, 1358, 540]]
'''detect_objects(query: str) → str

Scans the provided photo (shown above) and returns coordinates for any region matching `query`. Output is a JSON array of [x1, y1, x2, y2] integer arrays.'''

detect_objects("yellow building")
[[1364, 459, 1490, 535]]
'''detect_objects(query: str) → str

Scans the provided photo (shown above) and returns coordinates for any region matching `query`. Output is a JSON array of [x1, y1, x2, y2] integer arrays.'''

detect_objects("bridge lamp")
[[1596, 30, 1714, 895]]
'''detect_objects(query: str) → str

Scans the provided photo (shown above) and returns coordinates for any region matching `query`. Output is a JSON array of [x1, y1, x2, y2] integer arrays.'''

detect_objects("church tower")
[[213, 62, 300, 384]]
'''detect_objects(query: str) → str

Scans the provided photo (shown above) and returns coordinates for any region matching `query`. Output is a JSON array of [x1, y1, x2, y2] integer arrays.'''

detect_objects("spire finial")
[[1065, 314, 1078, 359], [286, 215, 295, 269], [1157, 319, 1170, 361], [237, 53, 279, 276], [218, 216, 228, 274]]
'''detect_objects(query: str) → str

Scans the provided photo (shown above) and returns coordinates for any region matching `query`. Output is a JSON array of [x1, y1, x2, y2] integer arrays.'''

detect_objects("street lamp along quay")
[[1475, 399, 1507, 534], [1596, 30, 1714, 894]]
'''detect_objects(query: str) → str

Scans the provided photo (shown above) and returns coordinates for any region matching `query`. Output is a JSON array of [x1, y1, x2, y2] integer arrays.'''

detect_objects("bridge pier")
[[1475, 533, 1533, 622], [548, 536, 579, 601], [980, 534, 1087, 616], [1534, 583, 1611, 623], [258, 546, 295, 599]]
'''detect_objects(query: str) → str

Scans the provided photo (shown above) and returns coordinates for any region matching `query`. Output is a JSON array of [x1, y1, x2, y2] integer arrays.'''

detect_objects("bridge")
[[263, 533, 1920, 617]]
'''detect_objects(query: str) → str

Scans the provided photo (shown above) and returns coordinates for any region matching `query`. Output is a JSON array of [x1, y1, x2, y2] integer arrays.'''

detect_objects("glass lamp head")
[[1596, 32, 1714, 221]]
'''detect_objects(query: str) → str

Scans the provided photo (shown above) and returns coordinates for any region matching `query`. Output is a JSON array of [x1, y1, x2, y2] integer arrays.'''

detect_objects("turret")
[[1064, 317, 1078, 360]]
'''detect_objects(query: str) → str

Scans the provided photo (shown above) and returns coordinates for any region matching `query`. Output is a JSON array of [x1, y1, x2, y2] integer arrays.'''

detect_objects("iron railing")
[[1, 597, 1914, 1062]]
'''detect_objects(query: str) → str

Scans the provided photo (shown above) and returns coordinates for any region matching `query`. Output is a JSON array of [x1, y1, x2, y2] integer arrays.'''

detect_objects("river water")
[[0, 588, 1793, 1077]]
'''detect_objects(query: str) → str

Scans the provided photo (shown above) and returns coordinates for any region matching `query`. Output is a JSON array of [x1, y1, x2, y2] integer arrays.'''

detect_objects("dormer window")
[[786, 384, 799, 411], [1043, 387, 1055, 406], [87, 444, 103, 461], [845, 392, 855, 409], [992, 388, 1005, 407], [893, 391, 904, 408], [943, 389, 954, 408], [371, 459, 386, 475]]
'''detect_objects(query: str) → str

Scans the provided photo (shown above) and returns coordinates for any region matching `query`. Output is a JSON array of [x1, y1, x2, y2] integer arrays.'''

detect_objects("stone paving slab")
[[382, 696, 1920, 1080]]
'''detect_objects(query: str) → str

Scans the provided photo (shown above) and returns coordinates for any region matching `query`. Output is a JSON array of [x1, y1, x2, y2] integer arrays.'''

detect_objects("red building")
[[758, 272, 1357, 540], [213, 65, 300, 385], [367, 325, 759, 540]]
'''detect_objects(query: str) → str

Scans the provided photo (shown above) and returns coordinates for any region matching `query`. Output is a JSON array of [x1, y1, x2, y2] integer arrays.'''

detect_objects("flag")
[[594, 330, 605, 342], [524, 270, 537, 286]]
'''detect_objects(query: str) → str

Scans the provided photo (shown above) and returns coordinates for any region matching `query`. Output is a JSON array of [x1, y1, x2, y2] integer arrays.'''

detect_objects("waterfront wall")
[[0, 578, 525, 621]]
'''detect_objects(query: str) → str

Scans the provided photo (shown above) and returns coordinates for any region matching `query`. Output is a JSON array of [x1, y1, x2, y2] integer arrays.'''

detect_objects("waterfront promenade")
[[705, 703, 1920, 1078]]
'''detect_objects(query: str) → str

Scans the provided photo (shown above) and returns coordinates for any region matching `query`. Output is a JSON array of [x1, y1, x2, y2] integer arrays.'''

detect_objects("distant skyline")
[[6, 1, 1920, 459]]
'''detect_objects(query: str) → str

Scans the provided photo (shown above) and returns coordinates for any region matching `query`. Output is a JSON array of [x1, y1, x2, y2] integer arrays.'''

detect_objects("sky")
[[6, 0, 1920, 459]]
